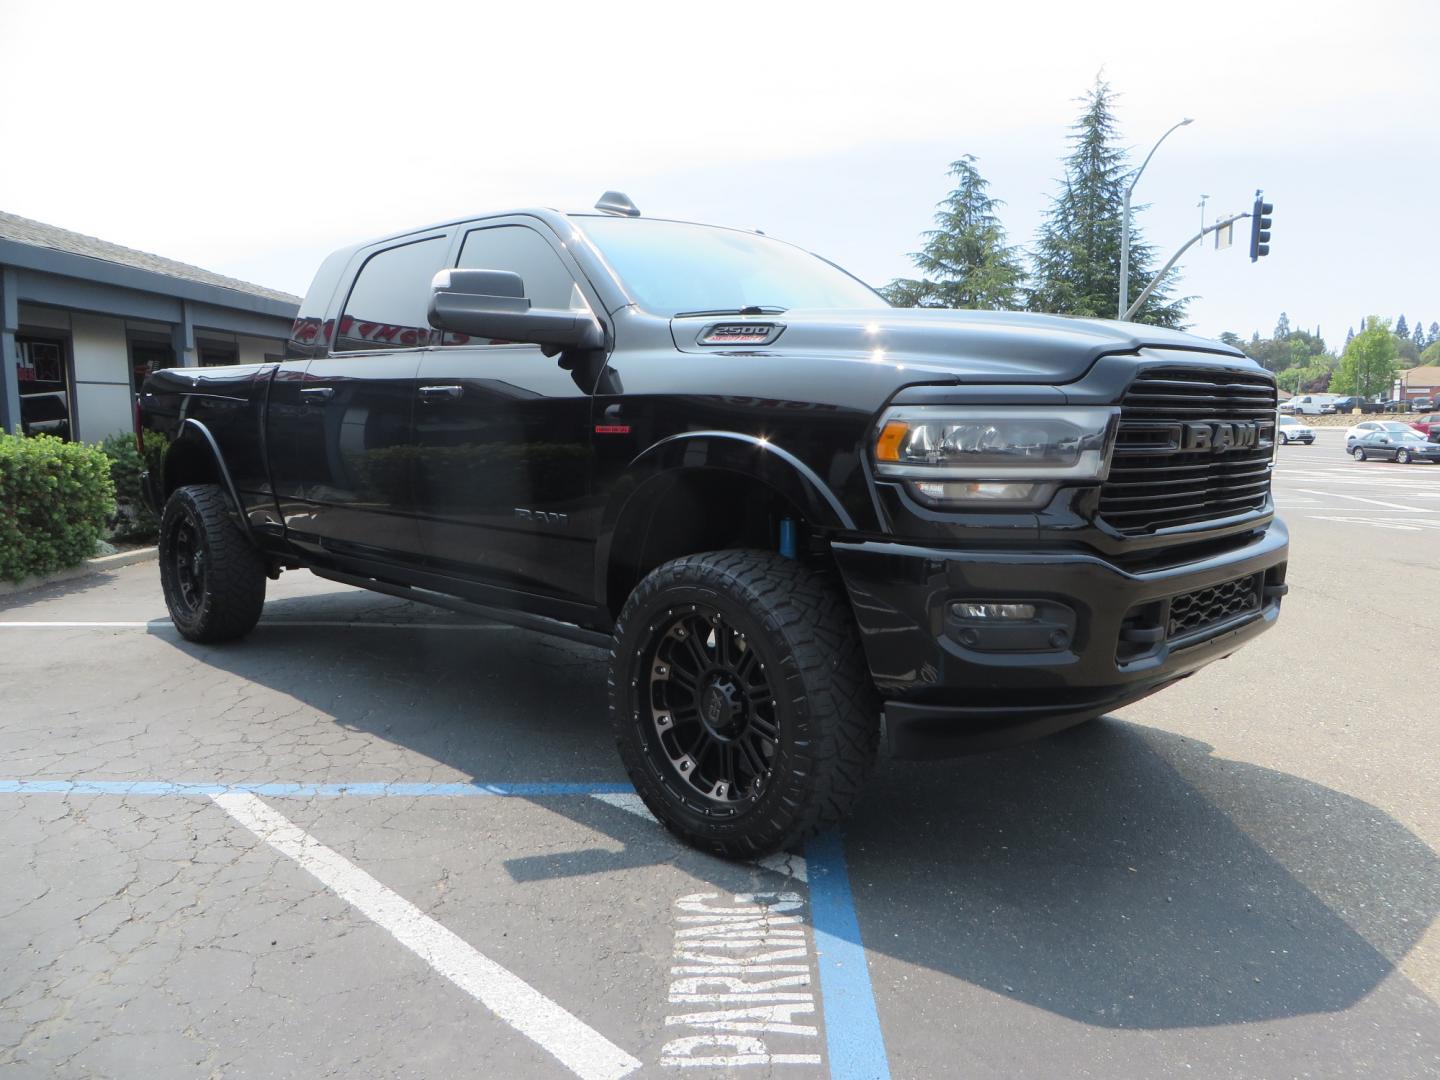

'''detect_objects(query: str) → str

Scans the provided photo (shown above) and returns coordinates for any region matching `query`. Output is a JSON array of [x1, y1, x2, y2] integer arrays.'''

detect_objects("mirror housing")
[[428, 268, 604, 351]]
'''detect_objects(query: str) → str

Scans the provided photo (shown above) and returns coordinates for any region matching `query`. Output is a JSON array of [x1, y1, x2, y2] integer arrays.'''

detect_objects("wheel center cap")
[[700, 677, 745, 740]]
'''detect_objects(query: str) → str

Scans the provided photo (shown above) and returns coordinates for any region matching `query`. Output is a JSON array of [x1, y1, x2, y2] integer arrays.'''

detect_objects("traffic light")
[[1249, 193, 1273, 262]]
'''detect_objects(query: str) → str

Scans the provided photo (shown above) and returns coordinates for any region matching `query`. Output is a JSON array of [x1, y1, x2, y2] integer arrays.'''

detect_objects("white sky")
[[2, 0, 1436, 346]]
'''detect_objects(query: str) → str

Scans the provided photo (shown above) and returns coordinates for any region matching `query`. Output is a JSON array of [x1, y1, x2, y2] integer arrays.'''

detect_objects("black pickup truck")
[[139, 193, 1289, 857]]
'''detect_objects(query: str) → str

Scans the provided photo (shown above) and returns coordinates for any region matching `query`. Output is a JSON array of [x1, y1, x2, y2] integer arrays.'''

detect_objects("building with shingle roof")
[[2, 211, 299, 442]]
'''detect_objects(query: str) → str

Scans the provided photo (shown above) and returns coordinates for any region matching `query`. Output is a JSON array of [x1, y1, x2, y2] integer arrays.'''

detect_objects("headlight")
[[873, 406, 1118, 507]]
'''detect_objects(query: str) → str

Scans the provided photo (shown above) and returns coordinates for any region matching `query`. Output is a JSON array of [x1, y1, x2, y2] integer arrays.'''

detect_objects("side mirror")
[[427, 268, 604, 351]]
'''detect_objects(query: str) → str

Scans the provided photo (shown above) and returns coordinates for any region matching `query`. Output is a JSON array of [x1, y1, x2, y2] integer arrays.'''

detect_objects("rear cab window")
[[335, 235, 451, 353]]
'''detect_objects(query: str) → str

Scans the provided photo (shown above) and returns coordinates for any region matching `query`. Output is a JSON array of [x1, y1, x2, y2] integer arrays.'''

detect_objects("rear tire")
[[159, 484, 266, 643], [1355, 448, 1367, 461], [1279, 432, 1289, 445], [609, 549, 880, 858], [1397, 449, 1412, 464]]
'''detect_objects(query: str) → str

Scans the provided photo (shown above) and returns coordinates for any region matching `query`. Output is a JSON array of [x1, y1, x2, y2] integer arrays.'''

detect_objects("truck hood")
[[671, 307, 1242, 384]]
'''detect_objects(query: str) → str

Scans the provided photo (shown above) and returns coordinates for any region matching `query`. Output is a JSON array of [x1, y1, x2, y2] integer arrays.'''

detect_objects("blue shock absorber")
[[779, 517, 798, 559]]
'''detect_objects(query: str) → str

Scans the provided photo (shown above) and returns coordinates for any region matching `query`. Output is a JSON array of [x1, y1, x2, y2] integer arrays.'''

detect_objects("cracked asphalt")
[[2, 453, 1439, 1079]]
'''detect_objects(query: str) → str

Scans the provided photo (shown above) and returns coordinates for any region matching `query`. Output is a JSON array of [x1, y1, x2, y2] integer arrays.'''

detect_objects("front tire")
[[159, 484, 266, 643], [1279, 432, 1289, 445], [609, 550, 880, 858]]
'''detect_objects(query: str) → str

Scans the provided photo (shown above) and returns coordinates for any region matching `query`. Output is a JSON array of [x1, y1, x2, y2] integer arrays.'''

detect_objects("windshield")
[[579, 217, 888, 316]]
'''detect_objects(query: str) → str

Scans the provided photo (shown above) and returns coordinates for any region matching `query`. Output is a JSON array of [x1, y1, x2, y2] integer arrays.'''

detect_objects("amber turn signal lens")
[[875, 420, 909, 462]]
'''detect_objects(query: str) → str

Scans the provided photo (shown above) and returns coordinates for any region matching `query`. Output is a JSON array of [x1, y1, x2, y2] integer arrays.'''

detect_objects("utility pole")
[[1119, 117, 1193, 320]]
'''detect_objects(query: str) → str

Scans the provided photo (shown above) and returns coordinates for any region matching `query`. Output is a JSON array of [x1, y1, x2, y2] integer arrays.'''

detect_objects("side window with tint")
[[454, 226, 584, 319], [336, 235, 448, 353]]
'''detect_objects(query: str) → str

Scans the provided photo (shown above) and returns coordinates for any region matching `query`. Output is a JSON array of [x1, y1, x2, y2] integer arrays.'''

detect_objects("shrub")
[[99, 431, 163, 543], [0, 433, 116, 583]]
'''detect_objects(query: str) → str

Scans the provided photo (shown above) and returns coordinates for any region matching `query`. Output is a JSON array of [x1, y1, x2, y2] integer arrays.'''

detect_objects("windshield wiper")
[[674, 305, 788, 318]]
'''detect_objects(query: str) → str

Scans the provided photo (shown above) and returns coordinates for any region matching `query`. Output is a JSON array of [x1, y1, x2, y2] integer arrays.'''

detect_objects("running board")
[[309, 568, 613, 649]]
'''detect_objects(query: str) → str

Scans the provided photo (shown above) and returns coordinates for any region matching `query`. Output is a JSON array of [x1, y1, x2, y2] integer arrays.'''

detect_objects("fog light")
[[912, 480, 1045, 505], [951, 602, 1037, 620]]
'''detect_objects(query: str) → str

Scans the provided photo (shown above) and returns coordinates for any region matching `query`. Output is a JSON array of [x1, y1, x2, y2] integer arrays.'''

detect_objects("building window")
[[198, 342, 239, 366], [14, 335, 72, 440], [128, 337, 174, 392]]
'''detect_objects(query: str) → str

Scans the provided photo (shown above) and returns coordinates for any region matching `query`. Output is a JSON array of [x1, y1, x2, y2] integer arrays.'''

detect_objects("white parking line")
[[211, 792, 640, 1080], [1296, 489, 1418, 511], [1311, 516, 1440, 532]]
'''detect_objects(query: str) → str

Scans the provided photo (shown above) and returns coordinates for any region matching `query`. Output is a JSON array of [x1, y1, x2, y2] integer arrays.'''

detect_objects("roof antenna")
[[595, 191, 641, 217]]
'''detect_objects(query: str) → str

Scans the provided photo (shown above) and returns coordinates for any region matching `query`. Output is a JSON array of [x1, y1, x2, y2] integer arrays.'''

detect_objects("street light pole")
[[1119, 117, 1193, 320], [1123, 209, 1250, 321]]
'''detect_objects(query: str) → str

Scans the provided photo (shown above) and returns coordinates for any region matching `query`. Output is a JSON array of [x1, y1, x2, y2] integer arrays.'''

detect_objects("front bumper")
[[832, 519, 1289, 758]]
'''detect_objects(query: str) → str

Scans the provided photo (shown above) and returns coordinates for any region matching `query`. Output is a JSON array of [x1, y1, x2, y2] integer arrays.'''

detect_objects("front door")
[[411, 221, 601, 603], [277, 232, 451, 563]]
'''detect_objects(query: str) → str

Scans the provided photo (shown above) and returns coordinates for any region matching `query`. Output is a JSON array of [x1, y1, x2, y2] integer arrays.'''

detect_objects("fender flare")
[[164, 418, 256, 543], [594, 430, 855, 603]]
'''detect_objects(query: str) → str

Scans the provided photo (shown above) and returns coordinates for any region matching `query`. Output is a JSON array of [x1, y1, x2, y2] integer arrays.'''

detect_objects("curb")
[[0, 547, 157, 598]]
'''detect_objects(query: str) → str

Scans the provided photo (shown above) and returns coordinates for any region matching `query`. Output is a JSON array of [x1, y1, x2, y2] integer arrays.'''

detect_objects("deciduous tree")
[[1333, 317, 1400, 399]]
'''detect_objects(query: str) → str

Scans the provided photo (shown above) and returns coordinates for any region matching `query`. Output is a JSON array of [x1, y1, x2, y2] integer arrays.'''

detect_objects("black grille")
[[1100, 367, 1277, 534], [1167, 573, 1263, 639]]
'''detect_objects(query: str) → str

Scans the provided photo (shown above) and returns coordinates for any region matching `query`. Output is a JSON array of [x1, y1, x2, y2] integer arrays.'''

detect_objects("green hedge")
[[100, 431, 164, 544], [0, 433, 117, 583]]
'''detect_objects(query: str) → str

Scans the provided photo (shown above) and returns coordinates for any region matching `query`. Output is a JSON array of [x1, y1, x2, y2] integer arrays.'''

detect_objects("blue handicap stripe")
[[806, 830, 892, 1080]]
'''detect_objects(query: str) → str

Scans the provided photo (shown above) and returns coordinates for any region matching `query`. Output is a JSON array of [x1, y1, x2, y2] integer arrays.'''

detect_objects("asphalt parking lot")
[[3, 439, 1438, 1079]]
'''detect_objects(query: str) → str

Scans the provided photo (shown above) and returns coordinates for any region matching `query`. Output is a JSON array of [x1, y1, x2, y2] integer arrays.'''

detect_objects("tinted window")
[[336, 236, 448, 352], [455, 225, 584, 314], [288, 246, 353, 358]]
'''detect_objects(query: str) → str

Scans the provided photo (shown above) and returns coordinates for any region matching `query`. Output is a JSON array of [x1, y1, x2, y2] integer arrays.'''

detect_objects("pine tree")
[[1412, 321, 1427, 351], [1274, 312, 1291, 338], [1396, 314, 1409, 338], [882, 155, 1026, 310], [1430, 322, 1440, 350], [1026, 77, 1187, 327], [1345, 327, 1355, 347]]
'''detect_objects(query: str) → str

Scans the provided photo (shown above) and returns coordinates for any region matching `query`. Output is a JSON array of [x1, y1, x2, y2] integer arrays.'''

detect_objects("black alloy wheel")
[[159, 484, 267, 643], [642, 603, 779, 807], [170, 513, 207, 616], [610, 549, 879, 858]]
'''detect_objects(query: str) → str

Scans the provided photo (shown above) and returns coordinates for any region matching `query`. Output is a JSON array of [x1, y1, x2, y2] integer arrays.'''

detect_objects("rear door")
[[282, 232, 452, 563], [410, 219, 603, 603]]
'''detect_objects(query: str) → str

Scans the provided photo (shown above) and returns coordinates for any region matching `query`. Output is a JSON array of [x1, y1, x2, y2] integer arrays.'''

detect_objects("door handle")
[[418, 385, 464, 401], [299, 387, 334, 402]]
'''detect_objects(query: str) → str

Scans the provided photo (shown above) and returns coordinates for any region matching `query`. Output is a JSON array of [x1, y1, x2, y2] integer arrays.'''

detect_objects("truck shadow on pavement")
[[163, 591, 1440, 1033]]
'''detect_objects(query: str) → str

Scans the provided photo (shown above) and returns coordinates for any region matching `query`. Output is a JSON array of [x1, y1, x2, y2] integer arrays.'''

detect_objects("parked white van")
[[1281, 394, 1339, 415]]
